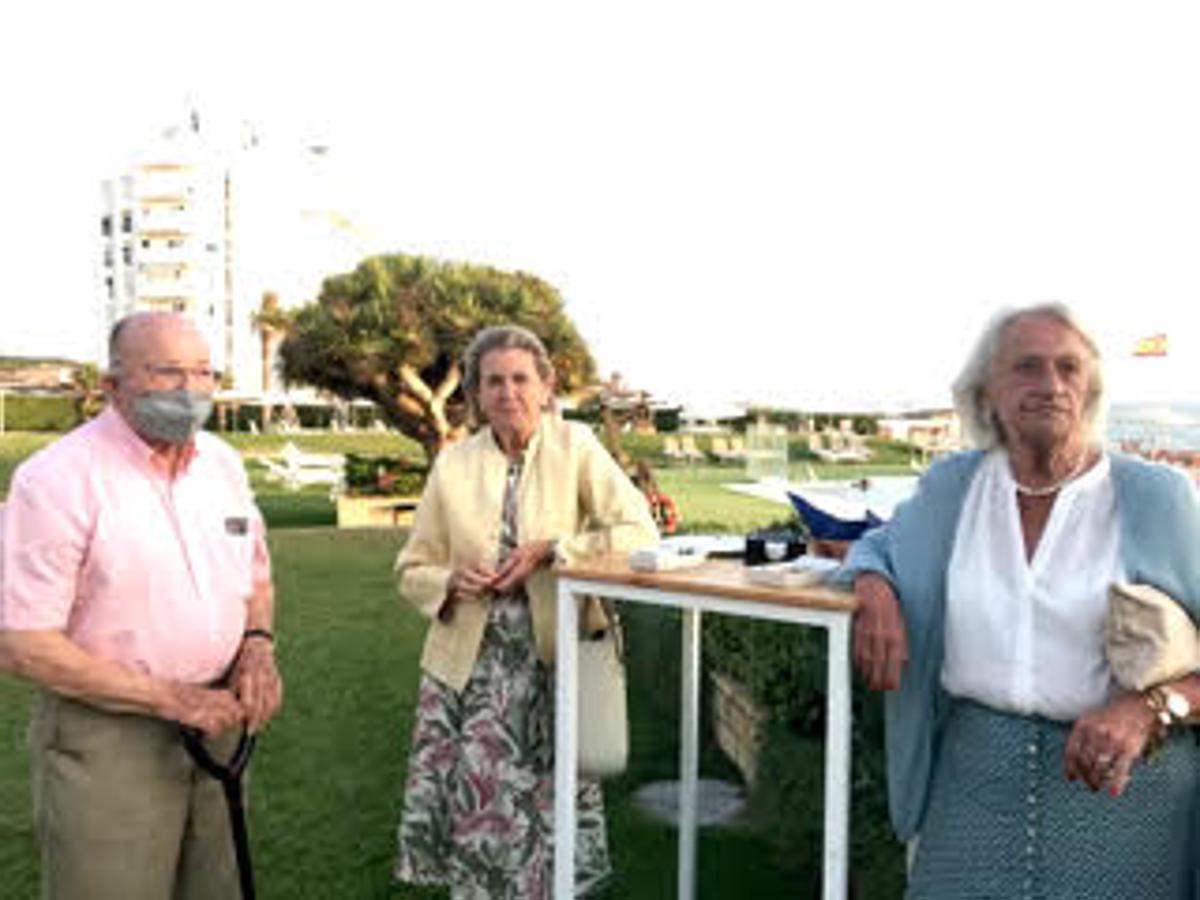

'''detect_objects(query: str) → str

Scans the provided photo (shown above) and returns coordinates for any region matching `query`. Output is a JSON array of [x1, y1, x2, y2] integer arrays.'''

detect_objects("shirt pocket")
[[214, 510, 255, 598]]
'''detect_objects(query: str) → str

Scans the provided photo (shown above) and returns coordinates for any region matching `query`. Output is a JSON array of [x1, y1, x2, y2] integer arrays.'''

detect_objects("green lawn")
[[224, 430, 426, 460], [0, 433, 55, 498]]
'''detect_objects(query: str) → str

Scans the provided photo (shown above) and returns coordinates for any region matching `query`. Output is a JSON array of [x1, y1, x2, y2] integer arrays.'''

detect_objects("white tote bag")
[[576, 612, 629, 779]]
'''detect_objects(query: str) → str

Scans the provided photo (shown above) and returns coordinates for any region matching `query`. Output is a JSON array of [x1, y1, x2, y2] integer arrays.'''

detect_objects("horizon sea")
[[1107, 402, 1200, 450]]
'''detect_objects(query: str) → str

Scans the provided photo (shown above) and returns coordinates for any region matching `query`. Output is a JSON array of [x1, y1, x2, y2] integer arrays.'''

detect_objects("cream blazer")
[[394, 414, 659, 692]]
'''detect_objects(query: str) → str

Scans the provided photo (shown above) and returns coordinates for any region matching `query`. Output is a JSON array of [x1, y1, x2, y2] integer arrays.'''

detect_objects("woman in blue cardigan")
[[846, 302, 1200, 899]]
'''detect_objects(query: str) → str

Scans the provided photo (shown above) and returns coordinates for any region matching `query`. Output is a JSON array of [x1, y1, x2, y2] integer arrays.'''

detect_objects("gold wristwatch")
[[1146, 685, 1191, 731], [1141, 687, 1190, 759]]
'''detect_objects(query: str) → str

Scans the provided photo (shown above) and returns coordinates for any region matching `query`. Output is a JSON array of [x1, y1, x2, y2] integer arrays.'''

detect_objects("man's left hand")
[[232, 637, 283, 733]]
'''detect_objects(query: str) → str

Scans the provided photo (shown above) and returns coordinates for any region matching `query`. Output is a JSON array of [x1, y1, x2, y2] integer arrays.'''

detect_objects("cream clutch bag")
[[1106, 582, 1200, 691], [576, 626, 629, 778]]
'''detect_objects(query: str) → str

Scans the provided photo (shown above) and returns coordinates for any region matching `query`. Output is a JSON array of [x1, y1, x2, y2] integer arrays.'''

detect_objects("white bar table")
[[553, 557, 857, 900]]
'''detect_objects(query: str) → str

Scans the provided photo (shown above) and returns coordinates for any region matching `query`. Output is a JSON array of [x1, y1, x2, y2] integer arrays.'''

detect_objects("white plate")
[[658, 534, 746, 557], [744, 555, 841, 587]]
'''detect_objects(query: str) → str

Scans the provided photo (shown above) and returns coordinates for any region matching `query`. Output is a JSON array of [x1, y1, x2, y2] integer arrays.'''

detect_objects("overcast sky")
[[3, 1, 1199, 410]]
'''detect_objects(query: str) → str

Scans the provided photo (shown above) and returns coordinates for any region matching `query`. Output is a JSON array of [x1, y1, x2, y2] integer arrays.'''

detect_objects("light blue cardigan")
[[843, 450, 1200, 841]]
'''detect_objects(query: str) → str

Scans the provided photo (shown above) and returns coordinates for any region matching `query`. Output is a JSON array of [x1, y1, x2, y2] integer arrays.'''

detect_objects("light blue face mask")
[[131, 390, 214, 446]]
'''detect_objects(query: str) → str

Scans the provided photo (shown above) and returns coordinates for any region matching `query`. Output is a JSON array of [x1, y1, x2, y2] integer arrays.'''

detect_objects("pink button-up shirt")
[[1, 407, 271, 684]]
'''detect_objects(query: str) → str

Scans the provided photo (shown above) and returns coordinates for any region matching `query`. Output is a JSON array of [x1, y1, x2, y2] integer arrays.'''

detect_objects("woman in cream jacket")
[[392, 325, 657, 899]]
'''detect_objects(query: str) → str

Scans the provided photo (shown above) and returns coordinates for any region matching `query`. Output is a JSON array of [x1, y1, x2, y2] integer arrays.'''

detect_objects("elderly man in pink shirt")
[[0, 312, 282, 900]]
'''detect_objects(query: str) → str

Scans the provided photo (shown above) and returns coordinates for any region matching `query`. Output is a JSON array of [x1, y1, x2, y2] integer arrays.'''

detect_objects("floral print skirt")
[[394, 596, 611, 899]]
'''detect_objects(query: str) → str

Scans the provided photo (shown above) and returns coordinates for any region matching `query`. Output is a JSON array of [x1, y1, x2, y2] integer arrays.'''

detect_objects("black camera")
[[744, 530, 805, 566]]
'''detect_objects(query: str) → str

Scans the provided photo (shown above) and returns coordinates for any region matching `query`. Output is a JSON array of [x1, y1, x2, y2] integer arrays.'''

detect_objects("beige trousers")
[[29, 691, 241, 900]]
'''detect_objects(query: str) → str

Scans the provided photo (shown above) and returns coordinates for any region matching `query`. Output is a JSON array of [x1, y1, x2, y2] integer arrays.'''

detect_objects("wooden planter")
[[335, 495, 420, 529], [710, 671, 767, 786]]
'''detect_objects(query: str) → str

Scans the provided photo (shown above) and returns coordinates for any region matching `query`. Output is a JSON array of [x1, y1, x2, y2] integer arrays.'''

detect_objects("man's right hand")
[[158, 682, 245, 737], [853, 572, 909, 691], [0, 630, 246, 732]]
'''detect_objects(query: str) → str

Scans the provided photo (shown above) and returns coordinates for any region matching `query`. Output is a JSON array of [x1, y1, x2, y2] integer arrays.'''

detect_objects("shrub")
[[215, 405, 264, 432], [294, 405, 335, 429], [1, 394, 77, 431], [864, 437, 918, 466], [617, 432, 665, 462], [787, 436, 820, 462], [342, 454, 427, 496], [703, 615, 903, 886], [652, 408, 682, 432]]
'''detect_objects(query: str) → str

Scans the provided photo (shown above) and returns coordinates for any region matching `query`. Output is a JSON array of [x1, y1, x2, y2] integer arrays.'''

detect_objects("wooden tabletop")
[[556, 555, 858, 612]]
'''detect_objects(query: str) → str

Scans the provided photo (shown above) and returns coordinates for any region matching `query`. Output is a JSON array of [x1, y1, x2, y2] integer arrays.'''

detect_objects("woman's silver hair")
[[461, 325, 556, 425], [951, 302, 1106, 449]]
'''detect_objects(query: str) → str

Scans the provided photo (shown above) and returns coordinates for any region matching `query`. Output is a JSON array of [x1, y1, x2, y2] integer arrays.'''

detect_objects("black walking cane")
[[181, 726, 258, 900]]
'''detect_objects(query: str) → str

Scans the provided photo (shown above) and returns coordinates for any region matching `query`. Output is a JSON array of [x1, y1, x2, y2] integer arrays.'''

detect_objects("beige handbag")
[[576, 602, 629, 779], [1106, 582, 1200, 691]]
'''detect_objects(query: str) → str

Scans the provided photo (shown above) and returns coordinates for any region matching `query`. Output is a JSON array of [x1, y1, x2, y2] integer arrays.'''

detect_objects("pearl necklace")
[[1013, 453, 1089, 497]]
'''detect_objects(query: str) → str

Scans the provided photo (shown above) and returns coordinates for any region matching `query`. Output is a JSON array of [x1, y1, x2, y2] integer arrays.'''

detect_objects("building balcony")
[[139, 193, 189, 208], [134, 167, 194, 197], [138, 259, 192, 277], [137, 162, 190, 174], [138, 249, 194, 267], [134, 296, 196, 315], [136, 209, 195, 232], [136, 272, 198, 297]]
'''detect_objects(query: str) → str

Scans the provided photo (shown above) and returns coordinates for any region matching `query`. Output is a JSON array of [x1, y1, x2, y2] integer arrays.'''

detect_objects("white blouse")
[[941, 448, 1125, 722]]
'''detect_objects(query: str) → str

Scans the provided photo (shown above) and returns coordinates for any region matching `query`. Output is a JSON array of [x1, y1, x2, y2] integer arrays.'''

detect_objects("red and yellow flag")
[[1133, 334, 1169, 357]]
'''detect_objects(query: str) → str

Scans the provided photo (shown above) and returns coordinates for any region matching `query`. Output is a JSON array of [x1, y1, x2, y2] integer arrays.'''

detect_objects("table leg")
[[822, 615, 852, 900], [554, 583, 580, 899], [678, 607, 701, 900]]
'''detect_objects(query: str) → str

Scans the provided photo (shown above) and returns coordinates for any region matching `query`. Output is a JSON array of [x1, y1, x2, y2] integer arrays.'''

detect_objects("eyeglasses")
[[143, 363, 218, 384]]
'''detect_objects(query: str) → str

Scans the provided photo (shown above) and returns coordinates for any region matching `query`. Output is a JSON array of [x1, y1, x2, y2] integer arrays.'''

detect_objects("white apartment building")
[[98, 110, 367, 396]]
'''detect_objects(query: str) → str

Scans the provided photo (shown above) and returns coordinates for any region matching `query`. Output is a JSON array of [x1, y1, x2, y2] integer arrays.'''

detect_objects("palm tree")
[[252, 291, 289, 429], [71, 362, 104, 424]]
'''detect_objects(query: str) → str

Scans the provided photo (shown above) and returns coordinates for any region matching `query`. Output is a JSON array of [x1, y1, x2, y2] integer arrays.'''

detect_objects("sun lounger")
[[258, 442, 345, 490], [661, 435, 688, 463], [679, 435, 705, 463], [726, 436, 749, 463], [708, 435, 748, 465], [708, 436, 732, 464]]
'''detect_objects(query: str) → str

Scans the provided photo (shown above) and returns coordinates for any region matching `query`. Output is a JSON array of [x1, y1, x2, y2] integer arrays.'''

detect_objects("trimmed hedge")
[[564, 405, 683, 433], [0, 394, 78, 431], [215, 404, 344, 433], [342, 454, 427, 496], [617, 431, 666, 462], [615, 431, 919, 468], [787, 435, 918, 465]]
